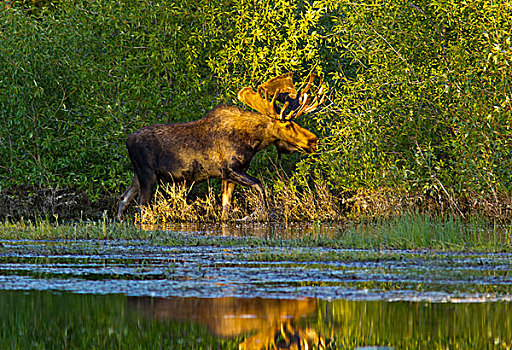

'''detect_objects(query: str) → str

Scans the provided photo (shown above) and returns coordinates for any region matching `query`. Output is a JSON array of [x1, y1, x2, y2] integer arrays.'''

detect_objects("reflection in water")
[[128, 297, 325, 349], [1, 290, 512, 348]]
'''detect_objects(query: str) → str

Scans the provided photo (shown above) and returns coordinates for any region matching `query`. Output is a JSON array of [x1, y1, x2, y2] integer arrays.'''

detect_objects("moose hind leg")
[[117, 176, 140, 221], [136, 172, 157, 208]]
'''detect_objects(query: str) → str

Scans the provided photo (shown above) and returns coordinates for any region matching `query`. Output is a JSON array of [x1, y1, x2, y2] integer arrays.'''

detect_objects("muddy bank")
[[0, 186, 117, 221]]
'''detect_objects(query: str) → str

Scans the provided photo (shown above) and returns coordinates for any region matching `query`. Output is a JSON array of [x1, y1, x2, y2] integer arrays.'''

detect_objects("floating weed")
[[247, 248, 410, 263]]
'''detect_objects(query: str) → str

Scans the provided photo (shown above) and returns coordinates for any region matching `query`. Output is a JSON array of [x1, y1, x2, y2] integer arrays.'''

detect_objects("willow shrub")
[[306, 1, 512, 215], [0, 1, 223, 197], [1, 0, 511, 218]]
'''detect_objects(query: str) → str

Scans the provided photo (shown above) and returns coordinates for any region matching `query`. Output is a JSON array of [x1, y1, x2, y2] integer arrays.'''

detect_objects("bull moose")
[[117, 73, 324, 221]]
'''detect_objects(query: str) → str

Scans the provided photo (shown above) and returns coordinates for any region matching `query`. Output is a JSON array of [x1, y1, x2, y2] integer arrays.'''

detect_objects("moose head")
[[238, 72, 324, 154]]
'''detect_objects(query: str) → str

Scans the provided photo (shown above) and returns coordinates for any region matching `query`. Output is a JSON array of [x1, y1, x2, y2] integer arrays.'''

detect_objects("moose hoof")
[[237, 209, 275, 222]]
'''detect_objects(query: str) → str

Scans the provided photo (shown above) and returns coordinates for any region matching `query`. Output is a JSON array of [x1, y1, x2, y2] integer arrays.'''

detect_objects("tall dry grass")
[[134, 169, 346, 225], [134, 172, 512, 225], [134, 183, 221, 225]]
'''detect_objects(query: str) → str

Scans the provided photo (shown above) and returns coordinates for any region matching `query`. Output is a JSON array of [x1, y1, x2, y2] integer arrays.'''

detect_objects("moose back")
[[117, 73, 324, 221]]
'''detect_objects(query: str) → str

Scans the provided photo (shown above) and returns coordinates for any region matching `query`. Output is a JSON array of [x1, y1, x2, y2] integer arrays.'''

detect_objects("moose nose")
[[306, 138, 318, 153]]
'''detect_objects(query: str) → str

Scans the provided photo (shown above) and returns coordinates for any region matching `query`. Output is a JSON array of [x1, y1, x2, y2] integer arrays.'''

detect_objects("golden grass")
[[134, 170, 346, 225], [134, 183, 221, 225], [134, 172, 512, 225]]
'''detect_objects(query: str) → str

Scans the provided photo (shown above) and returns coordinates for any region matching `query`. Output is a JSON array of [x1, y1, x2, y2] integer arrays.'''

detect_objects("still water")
[[1, 224, 512, 348]]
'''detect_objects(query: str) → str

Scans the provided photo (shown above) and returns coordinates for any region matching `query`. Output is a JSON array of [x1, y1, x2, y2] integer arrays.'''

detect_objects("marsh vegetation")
[[2, 2, 511, 348], [1, 213, 511, 251]]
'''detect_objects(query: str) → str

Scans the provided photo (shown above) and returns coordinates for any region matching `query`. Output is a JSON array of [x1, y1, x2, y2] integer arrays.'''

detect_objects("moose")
[[117, 73, 324, 221]]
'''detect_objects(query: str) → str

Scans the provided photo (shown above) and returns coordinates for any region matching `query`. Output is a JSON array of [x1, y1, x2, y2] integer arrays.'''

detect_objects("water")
[[1, 224, 512, 348], [2, 290, 511, 349]]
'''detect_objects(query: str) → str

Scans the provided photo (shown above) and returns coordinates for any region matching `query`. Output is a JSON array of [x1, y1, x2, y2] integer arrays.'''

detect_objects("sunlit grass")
[[0, 213, 510, 252], [135, 183, 222, 224], [337, 213, 512, 251], [133, 175, 343, 225]]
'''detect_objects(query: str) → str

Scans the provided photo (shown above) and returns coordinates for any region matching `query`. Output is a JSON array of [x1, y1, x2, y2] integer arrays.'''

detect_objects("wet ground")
[[1, 224, 512, 348]]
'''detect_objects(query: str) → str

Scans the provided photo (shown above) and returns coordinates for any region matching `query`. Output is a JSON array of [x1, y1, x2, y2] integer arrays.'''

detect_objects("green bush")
[[1, 0, 511, 218], [297, 1, 512, 216], [0, 0, 224, 197]]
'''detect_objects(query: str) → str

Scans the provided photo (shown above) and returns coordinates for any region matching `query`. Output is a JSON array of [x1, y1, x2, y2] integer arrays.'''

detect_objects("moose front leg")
[[221, 180, 236, 221], [226, 170, 269, 220]]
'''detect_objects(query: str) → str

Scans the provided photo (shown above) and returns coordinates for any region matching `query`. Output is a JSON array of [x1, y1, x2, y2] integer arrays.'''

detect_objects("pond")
[[1, 223, 512, 348]]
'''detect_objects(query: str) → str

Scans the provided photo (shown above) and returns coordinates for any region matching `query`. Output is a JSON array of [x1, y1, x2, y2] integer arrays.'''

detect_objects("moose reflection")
[[128, 296, 325, 350], [117, 73, 324, 221]]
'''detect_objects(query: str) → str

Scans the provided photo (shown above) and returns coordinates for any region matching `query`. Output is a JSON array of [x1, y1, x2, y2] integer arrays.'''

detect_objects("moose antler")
[[278, 73, 325, 120], [238, 72, 325, 121], [238, 85, 280, 118], [238, 73, 294, 119], [258, 72, 297, 99]]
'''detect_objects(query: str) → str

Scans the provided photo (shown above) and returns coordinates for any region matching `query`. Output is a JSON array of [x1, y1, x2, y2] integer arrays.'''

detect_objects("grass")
[[1, 212, 510, 252], [123, 166, 512, 230], [337, 213, 512, 251], [134, 183, 221, 224], [132, 171, 344, 225]]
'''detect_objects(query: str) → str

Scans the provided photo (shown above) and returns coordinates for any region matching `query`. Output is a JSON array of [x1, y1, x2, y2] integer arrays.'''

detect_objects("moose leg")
[[117, 175, 140, 221], [221, 180, 236, 221], [136, 172, 157, 207], [227, 170, 268, 218]]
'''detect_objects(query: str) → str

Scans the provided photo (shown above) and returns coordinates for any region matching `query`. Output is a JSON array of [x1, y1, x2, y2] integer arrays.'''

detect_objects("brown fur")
[[117, 104, 317, 221]]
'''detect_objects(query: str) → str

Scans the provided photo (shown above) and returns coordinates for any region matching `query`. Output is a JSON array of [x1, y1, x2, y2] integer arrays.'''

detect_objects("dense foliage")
[[1, 0, 511, 218]]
